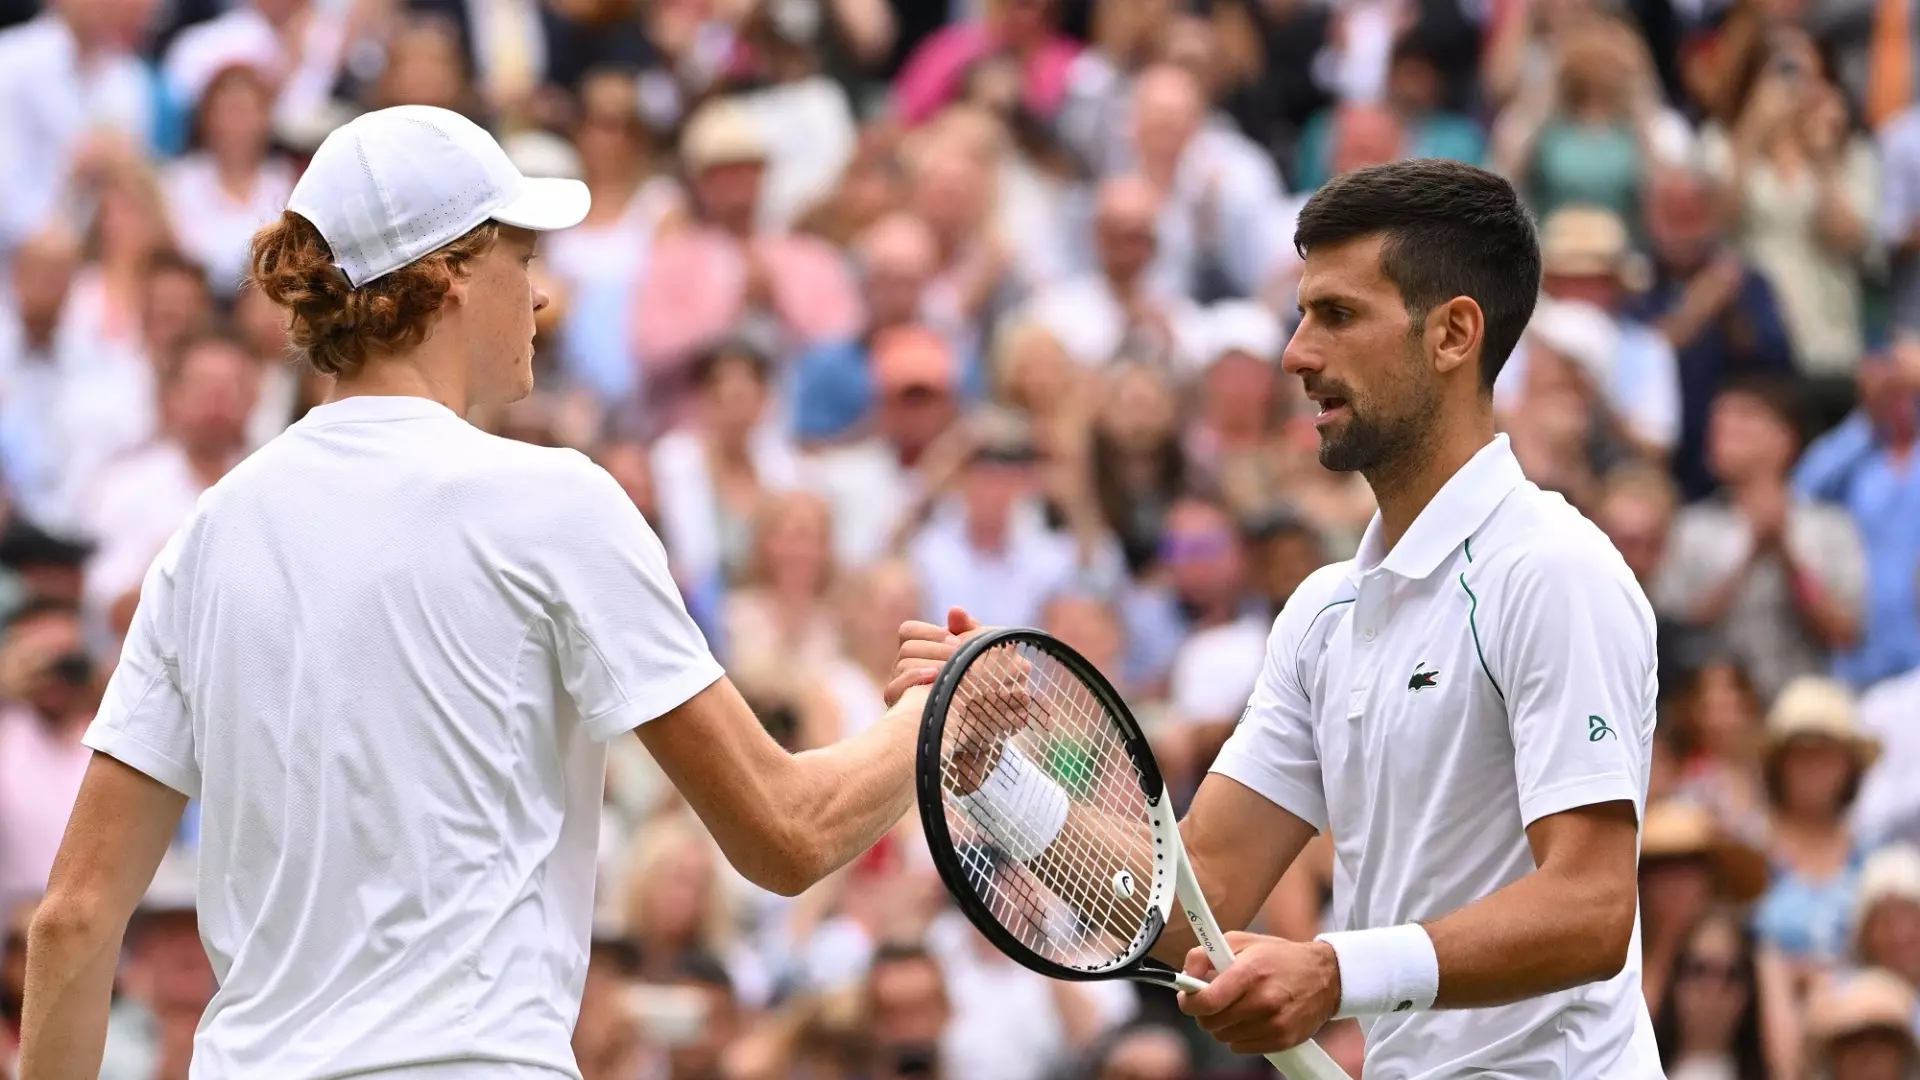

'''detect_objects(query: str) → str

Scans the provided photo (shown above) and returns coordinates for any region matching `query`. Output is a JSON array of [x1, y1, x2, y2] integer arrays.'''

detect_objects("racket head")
[[915, 627, 1177, 984]]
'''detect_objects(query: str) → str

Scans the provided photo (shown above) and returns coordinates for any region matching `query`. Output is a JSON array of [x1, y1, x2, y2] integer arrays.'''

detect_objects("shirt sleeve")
[[538, 456, 726, 742], [1487, 545, 1652, 827], [82, 530, 200, 797], [1208, 595, 1333, 831]]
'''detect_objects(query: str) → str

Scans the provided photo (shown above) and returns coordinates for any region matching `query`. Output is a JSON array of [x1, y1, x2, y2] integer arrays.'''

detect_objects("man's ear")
[[1426, 297, 1485, 381]]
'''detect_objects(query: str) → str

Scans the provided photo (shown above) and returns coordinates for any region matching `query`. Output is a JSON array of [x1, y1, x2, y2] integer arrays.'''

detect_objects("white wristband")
[[1316, 924, 1440, 1018], [950, 743, 1070, 862]]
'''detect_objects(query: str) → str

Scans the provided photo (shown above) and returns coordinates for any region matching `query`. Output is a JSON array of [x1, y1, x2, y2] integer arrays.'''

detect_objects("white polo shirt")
[[84, 396, 725, 1079], [1211, 435, 1661, 1080]]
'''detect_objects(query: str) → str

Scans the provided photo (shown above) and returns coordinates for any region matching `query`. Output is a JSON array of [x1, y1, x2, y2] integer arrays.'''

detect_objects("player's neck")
[[330, 343, 472, 417], [1366, 412, 1497, 551]]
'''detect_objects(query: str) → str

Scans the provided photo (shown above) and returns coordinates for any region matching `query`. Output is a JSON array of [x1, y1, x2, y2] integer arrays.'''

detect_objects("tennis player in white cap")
[[20, 105, 949, 1079]]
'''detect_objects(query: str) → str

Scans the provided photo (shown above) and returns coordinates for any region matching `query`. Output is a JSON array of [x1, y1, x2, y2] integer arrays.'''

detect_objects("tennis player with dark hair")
[[902, 160, 1661, 1077], [20, 106, 949, 1079]]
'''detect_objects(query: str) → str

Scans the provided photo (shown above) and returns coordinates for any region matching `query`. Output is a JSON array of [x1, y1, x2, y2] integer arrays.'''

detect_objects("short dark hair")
[[671, 949, 735, 995], [1293, 160, 1541, 390], [4, 596, 80, 635], [1715, 373, 1810, 453]]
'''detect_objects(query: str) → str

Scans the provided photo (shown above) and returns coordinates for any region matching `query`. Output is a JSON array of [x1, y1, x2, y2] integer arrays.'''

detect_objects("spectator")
[[1592, 464, 1715, 696], [1025, 174, 1208, 369], [1089, 362, 1187, 577], [0, 600, 96, 901], [0, 518, 93, 610], [1753, 678, 1879, 979], [1629, 164, 1795, 501], [76, 330, 257, 638], [371, 15, 476, 114], [1123, 63, 1283, 303], [1491, 14, 1689, 225], [901, 111, 1032, 347], [229, 284, 300, 447], [1184, 300, 1287, 516], [63, 158, 181, 374], [721, 491, 841, 672], [1793, 342, 1920, 690], [1505, 296, 1625, 511], [803, 325, 959, 552], [991, 317, 1085, 457], [633, 98, 862, 427], [651, 339, 800, 599], [816, 559, 923, 742], [1851, 844, 1920, 992], [573, 938, 649, 1080], [1702, 28, 1880, 392], [1657, 377, 1866, 702], [0, 0, 157, 256], [658, 951, 743, 1080], [548, 68, 683, 404], [1291, 33, 1484, 193], [863, 942, 953, 1080], [1496, 205, 1682, 462], [0, 227, 84, 528], [904, 409, 1089, 628], [1242, 507, 1330, 619], [1669, 657, 1771, 841], [1093, 1023, 1192, 1080], [891, 0, 1081, 128], [1651, 908, 1773, 1080], [1638, 800, 1771, 1017], [790, 211, 963, 445], [161, 64, 294, 298], [159, 0, 353, 138], [1150, 495, 1269, 794], [620, 814, 772, 1010], [1802, 969, 1919, 1080]]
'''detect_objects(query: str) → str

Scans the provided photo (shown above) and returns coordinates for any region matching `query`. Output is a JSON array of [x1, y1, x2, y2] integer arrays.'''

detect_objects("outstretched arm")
[[638, 610, 969, 896], [22, 754, 189, 1080]]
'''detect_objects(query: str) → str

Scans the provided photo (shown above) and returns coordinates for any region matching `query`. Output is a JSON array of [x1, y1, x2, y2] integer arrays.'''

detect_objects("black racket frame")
[[915, 627, 1187, 988]]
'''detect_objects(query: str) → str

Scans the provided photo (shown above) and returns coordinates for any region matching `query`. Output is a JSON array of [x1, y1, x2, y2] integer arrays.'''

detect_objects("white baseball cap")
[[287, 105, 591, 288]]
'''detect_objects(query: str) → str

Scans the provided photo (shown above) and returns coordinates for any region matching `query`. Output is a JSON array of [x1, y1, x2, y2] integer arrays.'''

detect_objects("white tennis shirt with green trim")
[[1210, 434, 1661, 1079]]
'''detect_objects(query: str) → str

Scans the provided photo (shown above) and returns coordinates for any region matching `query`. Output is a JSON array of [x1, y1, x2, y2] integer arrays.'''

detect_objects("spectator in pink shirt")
[[0, 599, 97, 902], [633, 98, 862, 430], [892, 0, 1082, 127]]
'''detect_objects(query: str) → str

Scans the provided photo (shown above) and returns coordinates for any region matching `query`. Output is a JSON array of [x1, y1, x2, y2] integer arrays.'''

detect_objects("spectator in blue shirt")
[[789, 211, 981, 445], [1794, 343, 1920, 690], [1627, 165, 1794, 502]]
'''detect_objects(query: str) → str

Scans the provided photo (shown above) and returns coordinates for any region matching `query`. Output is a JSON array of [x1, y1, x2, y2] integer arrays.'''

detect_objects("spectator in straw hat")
[[1755, 678, 1883, 973], [1639, 800, 1772, 1015], [1853, 845, 1920, 993], [1803, 969, 1919, 1080]]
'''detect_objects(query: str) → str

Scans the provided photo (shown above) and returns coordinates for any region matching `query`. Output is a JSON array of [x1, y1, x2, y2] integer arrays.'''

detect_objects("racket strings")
[[939, 641, 1158, 972]]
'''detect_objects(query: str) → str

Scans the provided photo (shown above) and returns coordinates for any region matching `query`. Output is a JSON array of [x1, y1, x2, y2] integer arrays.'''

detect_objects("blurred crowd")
[[1, 0, 1919, 1073]]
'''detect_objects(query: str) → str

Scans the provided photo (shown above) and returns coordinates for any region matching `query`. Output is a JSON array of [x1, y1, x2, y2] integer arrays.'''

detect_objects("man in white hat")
[[20, 105, 947, 1079]]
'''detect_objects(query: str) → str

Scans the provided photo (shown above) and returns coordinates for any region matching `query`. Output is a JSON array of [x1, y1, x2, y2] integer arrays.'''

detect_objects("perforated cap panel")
[[287, 106, 589, 287]]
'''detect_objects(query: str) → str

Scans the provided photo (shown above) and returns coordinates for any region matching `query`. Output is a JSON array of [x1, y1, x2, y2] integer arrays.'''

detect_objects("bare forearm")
[[20, 907, 123, 1080], [1424, 865, 1634, 1008], [780, 707, 920, 886]]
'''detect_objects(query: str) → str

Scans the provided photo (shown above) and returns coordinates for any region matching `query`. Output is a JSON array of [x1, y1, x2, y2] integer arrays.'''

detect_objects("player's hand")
[[1177, 932, 1342, 1056], [884, 608, 984, 706]]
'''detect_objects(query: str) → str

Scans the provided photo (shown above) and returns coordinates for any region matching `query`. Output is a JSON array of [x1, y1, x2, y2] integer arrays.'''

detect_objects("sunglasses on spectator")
[[1159, 530, 1234, 563], [1678, 958, 1745, 985]]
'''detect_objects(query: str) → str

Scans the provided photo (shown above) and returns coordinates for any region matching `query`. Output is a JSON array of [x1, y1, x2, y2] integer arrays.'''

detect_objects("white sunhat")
[[287, 105, 591, 288]]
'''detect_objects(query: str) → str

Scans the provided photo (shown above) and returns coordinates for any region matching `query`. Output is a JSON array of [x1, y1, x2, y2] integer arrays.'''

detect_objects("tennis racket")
[[914, 628, 1349, 1080]]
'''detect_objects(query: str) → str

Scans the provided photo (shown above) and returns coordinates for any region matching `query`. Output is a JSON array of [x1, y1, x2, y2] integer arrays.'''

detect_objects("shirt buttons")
[[1364, 628, 1378, 641]]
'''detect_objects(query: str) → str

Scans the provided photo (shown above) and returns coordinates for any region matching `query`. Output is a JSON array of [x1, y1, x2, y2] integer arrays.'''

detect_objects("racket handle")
[[1172, 972, 1353, 1080], [1180, 875, 1353, 1080]]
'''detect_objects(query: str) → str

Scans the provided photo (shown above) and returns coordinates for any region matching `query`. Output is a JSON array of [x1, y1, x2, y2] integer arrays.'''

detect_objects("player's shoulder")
[[1265, 561, 1360, 659], [1476, 482, 1652, 620]]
